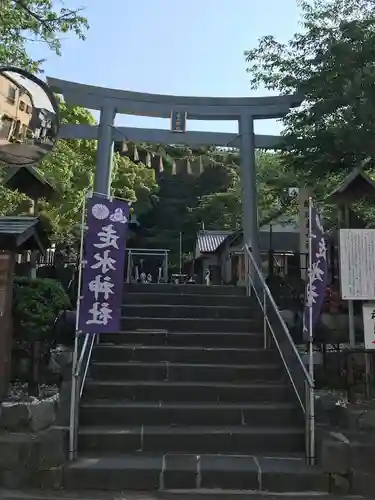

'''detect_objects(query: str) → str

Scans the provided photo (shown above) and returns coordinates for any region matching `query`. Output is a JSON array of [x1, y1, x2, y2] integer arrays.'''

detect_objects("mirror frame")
[[0, 66, 61, 166]]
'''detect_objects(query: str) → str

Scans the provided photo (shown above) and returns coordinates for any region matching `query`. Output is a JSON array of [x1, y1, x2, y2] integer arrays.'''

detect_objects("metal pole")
[[179, 232, 183, 274], [239, 115, 261, 278], [164, 251, 168, 282], [69, 195, 86, 461], [93, 105, 116, 197], [263, 288, 267, 349], [307, 196, 315, 465], [344, 204, 356, 347]]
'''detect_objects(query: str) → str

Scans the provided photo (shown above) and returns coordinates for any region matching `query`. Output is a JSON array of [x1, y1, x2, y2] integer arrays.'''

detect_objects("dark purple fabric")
[[303, 205, 328, 341], [78, 195, 129, 334]]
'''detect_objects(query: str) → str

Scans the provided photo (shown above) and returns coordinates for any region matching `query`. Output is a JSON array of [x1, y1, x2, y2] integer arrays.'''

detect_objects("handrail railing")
[[69, 331, 96, 460], [244, 245, 315, 465]]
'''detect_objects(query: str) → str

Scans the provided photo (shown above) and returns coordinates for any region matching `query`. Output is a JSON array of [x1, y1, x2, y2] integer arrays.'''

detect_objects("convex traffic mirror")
[[0, 66, 60, 167]]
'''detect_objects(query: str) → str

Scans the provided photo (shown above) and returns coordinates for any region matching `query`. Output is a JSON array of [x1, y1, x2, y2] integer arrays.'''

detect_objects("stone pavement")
[[0, 490, 366, 500]]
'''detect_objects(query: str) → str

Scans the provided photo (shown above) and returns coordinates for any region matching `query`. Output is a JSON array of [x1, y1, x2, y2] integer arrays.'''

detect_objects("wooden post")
[[0, 252, 15, 399]]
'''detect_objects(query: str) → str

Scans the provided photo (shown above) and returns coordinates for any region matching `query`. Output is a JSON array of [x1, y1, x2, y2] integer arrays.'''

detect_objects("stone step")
[[121, 304, 254, 320], [124, 292, 252, 307], [93, 344, 277, 365], [97, 331, 266, 349], [120, 317, 259, 333], [80, 401, 303, 428], [78, 425, 305, 455], [63, 453, 328, 492], [83, 380, 293, 403], [123, 283, 246, 296], [89, 361, 282, 383]]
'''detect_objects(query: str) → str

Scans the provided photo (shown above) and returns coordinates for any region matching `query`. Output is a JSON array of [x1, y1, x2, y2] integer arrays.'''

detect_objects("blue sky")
[[27, 0, 301, 135]]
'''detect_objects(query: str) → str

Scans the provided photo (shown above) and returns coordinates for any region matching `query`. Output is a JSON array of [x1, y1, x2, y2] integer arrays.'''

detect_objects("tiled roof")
[[0, 216, 38, 235], [0, 216, 50, 251], [197, 230, 232, 254]]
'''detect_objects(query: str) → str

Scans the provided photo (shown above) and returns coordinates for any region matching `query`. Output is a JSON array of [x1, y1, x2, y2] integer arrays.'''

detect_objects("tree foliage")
[[0, 0, 88, 71], [34, 104, 157, 242], [134, 149, 298, 268], [245, 0, 375, 183], [0, 4, 157, 242], [190, 152, 297, 231]]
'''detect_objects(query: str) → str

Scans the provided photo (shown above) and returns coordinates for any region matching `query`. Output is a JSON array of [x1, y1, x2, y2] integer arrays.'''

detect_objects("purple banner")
[[303, 203, 328, 341], [78, 195, 129, 334]]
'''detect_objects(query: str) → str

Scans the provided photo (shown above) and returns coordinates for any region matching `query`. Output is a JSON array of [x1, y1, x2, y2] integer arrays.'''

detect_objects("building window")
[[26, 105, 31, 114], [21, 124, 27, 139], [19, 101, 25, 111], [7, 86, 16, 104]]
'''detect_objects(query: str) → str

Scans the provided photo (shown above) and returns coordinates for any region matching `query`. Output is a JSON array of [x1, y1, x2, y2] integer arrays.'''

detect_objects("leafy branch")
[[0, 0, 89, 70]]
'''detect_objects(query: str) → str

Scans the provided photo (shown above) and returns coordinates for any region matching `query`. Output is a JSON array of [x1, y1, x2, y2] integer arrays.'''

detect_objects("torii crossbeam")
[[47, 76, 301, 268]]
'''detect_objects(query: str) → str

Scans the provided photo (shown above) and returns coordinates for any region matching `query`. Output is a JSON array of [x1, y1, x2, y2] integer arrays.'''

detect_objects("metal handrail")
[[69, 331, 96, 460], [75, 332, 97, 397], [244, 245, 313, 397], [245, 244, 315, 465]]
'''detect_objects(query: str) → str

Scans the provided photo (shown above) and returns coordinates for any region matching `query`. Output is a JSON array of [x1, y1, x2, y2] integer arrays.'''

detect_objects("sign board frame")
[[362, 302, 375, 350], [170, 111, 187, 133], [339, 229, 375, 300]]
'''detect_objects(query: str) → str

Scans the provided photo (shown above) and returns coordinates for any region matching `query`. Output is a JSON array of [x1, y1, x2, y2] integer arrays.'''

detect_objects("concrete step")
[[89, 361, 282, 383], [123, 283, 246, 296], [78, 426, 305, 455], [63, 453, 327, 492], [97, 330, 265, 349], [120, 317, 259, 333], [121, 304, 254, 320], [83, 380, 293, 402], [93, 344, 277, 365], [124, 292, 252, 307], [80, 401, 303, 428]]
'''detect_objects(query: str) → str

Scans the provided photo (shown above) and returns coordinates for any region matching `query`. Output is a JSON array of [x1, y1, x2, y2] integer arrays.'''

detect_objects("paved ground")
[[0, 490, 366, 500]]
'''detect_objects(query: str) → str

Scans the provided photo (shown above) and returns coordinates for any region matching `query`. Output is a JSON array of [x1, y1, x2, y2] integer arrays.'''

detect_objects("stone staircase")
[[63, 283, 328, 492]]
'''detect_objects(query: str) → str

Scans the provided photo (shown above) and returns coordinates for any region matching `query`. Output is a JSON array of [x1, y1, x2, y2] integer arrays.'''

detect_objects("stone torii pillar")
[[47, 77, 301, 270]]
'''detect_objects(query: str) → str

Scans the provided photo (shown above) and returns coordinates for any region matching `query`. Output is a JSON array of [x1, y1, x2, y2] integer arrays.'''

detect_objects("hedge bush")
[[13, 277, 71, 343]]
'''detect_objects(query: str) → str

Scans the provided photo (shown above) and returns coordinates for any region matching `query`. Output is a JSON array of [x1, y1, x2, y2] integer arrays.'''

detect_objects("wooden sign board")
[[339, 229, 375, 300]]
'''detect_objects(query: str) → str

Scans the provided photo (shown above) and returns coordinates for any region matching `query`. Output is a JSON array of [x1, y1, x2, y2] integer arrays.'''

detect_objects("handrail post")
[[164, 250, 168, 282], [306, 379, 316, 465], [245, 250, 250, 297], [126, 250, 131, 283], [263, 288, 267, 349], [69, 332, 79, 461]]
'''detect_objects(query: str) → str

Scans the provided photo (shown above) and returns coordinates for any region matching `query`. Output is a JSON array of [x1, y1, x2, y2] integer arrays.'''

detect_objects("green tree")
[[0, 0, 88, 71], [0, 104, 157, 242], [35, 103, 157, 242], [190, 152, 297, 230], [245, 0, 375, 183]]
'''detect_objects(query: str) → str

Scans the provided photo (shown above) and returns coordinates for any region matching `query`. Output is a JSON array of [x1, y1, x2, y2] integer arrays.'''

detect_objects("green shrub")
[[13, 277, 71, 343]]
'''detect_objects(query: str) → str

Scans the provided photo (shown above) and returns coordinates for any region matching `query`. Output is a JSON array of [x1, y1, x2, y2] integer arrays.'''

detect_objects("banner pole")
[[307, 196, 315, 465], [69, 194, 87, 461]]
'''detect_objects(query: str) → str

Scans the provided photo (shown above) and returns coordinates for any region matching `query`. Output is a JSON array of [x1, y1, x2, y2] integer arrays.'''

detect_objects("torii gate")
[[47, 77, 301, 268]]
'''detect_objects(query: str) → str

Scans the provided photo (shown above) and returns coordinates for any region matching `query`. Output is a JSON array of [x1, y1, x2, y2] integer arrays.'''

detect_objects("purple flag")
[[303, 203, 328, 341], [78, 195, 129, 334]]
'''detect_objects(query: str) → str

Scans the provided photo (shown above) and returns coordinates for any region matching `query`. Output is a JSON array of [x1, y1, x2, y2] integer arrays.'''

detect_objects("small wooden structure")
[[0, 216, 50, 399], [4, 165, 55, 278], [328, 165, 375, 207], [4, 165, 55, 204]]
